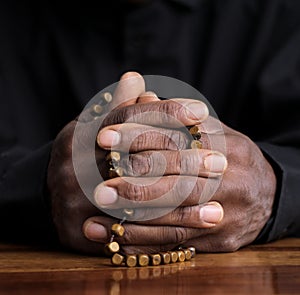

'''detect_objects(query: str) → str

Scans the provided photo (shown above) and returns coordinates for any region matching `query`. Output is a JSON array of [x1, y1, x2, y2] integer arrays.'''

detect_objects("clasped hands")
[[47, 72, 276, 255]]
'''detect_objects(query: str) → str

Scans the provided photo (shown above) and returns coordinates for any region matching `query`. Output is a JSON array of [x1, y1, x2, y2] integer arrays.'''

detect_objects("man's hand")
[[47, 72, 151, 253], [83, 115, 276, 254], [47, 72, 214, 254], [48, 70, 276, 255]]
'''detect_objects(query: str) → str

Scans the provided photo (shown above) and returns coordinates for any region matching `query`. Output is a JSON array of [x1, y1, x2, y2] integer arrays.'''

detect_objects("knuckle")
[[121, 227, 136, 244], [134, 132, 148, 151], [132, 128, 188, 151], [165, 129, 189, 150], [231, 134, 251, 157], [232, 171, 254, 202], [174, 227, 189, 243], [171, 206, 193, 224], [126, 153, 151, 176], [102, 107, 127, 126], [180, 150, 200, 175], [123, 182, 147, 202], [189, 178, 205, 204], [159, 100, 180, 117], [174, 151, 183, 173], [219, 236, 240, 252], [130, 129, 161, 152]]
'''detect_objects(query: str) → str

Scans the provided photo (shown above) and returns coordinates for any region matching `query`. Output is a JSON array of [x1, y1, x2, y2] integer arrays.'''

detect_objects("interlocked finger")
[[119, 149, 227, 177], [94, 175, 222, 210], [83, 216, 203, 246], [97, 123, 190, 152]]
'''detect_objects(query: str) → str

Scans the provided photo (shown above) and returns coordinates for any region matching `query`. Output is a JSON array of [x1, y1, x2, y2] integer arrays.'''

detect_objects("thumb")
[[110, 71, 146, 110]]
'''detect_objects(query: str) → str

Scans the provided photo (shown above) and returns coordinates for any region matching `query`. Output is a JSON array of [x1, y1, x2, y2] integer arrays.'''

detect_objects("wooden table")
[[0, 238, 299, 295]]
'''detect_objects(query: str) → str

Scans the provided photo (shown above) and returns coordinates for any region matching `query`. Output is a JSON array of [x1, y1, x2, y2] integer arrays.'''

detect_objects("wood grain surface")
[[0, 238, 299, 295]]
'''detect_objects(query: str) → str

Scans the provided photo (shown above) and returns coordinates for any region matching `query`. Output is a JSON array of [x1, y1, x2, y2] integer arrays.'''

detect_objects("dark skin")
[[47, 72, 276, 255]]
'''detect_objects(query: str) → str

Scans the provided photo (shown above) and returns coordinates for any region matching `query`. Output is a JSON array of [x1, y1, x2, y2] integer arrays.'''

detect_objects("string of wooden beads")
[[188, 125, 203, 149], [103, 202, 196, 267], [106, 151, 124, 179], [90, 92, 113, 119], [105, 212, 196, 267]]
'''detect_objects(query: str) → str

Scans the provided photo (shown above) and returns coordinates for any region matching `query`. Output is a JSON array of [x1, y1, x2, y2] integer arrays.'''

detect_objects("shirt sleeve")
[[255, 143, 300, 243], [0, 143, 57, 242]]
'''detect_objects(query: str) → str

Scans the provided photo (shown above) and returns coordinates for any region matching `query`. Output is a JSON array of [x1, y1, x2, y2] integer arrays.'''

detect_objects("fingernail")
[[98, 130, 121, 148], [204, 152, 228, 173], [94, 186, 118, 207], [200, 203, 223, 224], [85, 222, 107, 240], [186, 102, 209, 122], [120, 71, 142, 81]]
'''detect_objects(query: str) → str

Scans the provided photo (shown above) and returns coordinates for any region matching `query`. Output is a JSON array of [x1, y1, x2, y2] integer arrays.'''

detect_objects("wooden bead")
[[111, 224, 125, 237], [109, 167, 124, 178], [183, 249, 192, 260], [111, 253, 124, 266], [106, 152, 121, 163], [189, 125, 201, 140], [100, 92, 113, 104], [151, 254, 162, 266], [188, 247, 196, 258], [138, 254, 150, 267], [168, 251, 178, 263], [126, 255, 137, 267], [90, 104, 103, 116], [160, 252, 171, 264], [105, 242, 120, 255], [191, 140, 203, 149], [123, 208, 134, 217], [115, 167, 123, 177], [177, 250, 186, 262]]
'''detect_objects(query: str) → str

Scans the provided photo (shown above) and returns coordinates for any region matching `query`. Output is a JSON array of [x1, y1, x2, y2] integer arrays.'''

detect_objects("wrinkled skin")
[[47, 72, 276, 255]]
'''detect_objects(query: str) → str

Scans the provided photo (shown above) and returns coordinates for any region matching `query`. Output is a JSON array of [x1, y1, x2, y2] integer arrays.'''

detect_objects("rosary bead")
[[90, 104, 103, 116], [191, 140, 203, 149], [111, 253, 124, 266], [123, 208, 134, 217], [111, 223, 125, 237], [106, 151, 121, 163], [189, 125, 201, 140], [160, 252, 171, 264], [177, 250, 186, 262], [150, 254, 162, 266], [105, 241, 120, 255], [109, 167, 124, 178], [126, 255, 137, 267], [168, 251, 178, 263], [100, 92, 113, 104], [138, 254, 150, 267], [183, 249, 192, 260], [188, 247, 196, 258]]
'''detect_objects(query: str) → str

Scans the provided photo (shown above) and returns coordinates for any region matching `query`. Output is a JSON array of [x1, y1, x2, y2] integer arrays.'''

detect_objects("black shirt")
[[0, 0, 299, 243]]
